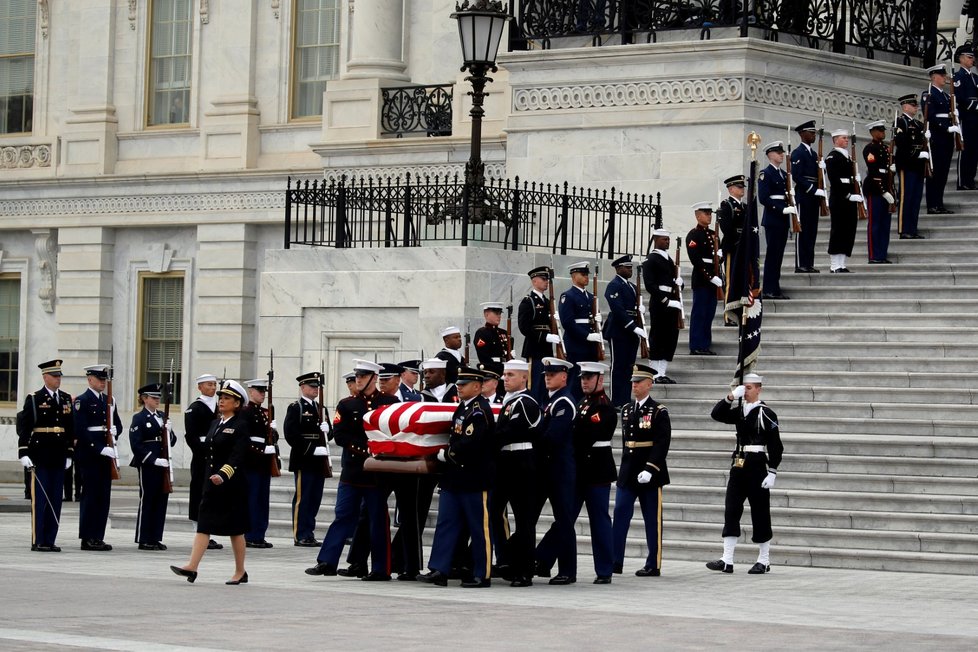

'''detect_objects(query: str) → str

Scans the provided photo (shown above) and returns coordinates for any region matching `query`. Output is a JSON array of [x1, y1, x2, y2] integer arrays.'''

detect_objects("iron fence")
[[284, 173, 662, 259], [380, 85, 454, 138]]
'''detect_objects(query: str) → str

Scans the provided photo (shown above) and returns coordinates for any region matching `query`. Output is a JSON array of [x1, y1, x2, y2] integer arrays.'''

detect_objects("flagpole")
[[736, 131, 762, 395]]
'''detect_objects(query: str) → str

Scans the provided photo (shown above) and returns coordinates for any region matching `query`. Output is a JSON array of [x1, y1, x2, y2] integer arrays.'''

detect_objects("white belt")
[[740, 445, 767, 453], [878, 168, 887, 173], [86, 426, 107, 432], [657, 285, 672, 292], [199, 436, 207, 443], [491, 357, 502, 362], [249, 436, 265, 444], [838, 177, 851, 183], [574, 318, 590, 324], [591, 441, 611, 448], [769, 194, 785, 200], [935, 113, 949, 118], [701, 257, 713, 264], [501, 442, 533, 452]]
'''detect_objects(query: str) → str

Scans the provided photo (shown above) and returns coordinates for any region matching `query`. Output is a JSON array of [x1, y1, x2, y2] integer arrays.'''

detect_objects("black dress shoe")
[[690, 349, 717, 356], [361, 572, 391, 582], [937, 207, 954, 214], [612, 563, 623, 575], [170, 565, 198, 583], [337, 564, 367, 578], [807, 267, 820, 273], [548, 575, 576, 585], [534, 561, 552, 578], [155, 542, 167, 551], [635, 567, 661, 577], [246, 540, 273, 549], [304, 562, 337, 576], [593, 576, 612, 584], [208, 539, 224, 550], [415, 570, 448, 586], [653, 376, 676, 384], [138, 543, 163, 551], [493, 564, 514, 582], [705, 559, 733, 573], [81, 539, 112, 551], [510, 577, 533, 587], [723, 321, 737, 327], [294, 538, 320, 547], [34, 544, 60, 552], [226, 572, 249, 585], [396, 572, 417, 582], [748, 563, 771, 574], [460, 577, 491, 588], [761, 293, 789, 300], [793, 267, 807, 273]]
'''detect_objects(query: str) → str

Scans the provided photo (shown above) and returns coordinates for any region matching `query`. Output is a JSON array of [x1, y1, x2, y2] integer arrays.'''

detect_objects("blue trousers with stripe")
[[31, 465, 64, 547], [612, 484, 663, 571], [246, 470, 271, 542], [427, 488, 490, 580], [292, 469, 325, 542]]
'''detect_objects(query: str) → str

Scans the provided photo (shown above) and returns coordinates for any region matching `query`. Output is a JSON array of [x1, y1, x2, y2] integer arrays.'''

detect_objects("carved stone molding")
[[1, 145, 52, 169], [31, 229, 57, 314], [145, 244, 175, 274], [322, 162, 505, 183], [742, 78, 892, 122], [272, 0, 281, 19], [129, 0, 137, 30], [38, 0, 49, 39], [513, 78, 744, 112], [200, 0, 209, 24], [1, 191, 283, 218]]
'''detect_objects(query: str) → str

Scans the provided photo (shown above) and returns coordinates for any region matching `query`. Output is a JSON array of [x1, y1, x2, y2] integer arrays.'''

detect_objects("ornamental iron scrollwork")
[[380, 85, 454, 138]]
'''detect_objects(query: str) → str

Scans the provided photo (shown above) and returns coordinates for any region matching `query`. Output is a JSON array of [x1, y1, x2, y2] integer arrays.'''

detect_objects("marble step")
[[675, 412, 974, 437], [671, 431, 978, 457], [761, 298, 978, 314], [672, 369, 978, 389], [760, 312, 978, 327], [741, 341, 978, 359], [743, 325, 975, 344], [679, 353, 978, 373], [653, 384, 978, 405], [663, 397, 978, 421], [761, 284, 978, 300]]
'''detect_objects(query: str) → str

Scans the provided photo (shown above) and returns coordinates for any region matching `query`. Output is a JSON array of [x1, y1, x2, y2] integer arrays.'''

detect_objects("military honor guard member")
[[73, 364, 124, 552], [558, 261, 602, 398], [184, 373, 221, 549], [17, 359, 74, 552], [954, 45, 978, 189], [396, 359, 423, 402], [517, 266, 557, 399], [790, 120, 827, 273], [420, 357, 459, 403], [716, 174, 747, 325], [862, 120, 897, 264], [894, 94, 929, 239], [921, 64, 958, 214], [343, 370, 357, 396], [488, 358, 542, 587], [758, 141, 796, 299], [171, 380, 252, 585], [611, 361, 671, 577], [706, 374, 784, 574], [473, 302, 511, 377], [435, 326, 464, 384], [478, 366, 505, 405], [533, 357, 579, 585], [416, 366, 496, 588], [242, 379, 279, 548], [685, 202, 723, 356], [823, 128, 862, 273], [602, 255, 647, 407], [129, 383, 176, 550], [284, 371, 331, 546], [642, 229, 683, 384], [306, 360, 396, 580]]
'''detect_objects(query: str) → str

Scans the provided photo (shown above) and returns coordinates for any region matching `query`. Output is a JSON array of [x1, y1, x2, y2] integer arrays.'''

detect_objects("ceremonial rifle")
[[816, 112, 829, 216], [785, 125, 801, 235], [160, 359, 174, 494], [505, 287, 513, 360], [949, 63, 965, 151], [267, 349, 281, 477], [634, 262, 650, 359], [590, 257, 606, 361], [922, 92, 934, 178], [106, 348, 121, 481], [673, 238, 686, 330], [546, 260, 567, 360], [851, 121, 868, 220], [888, 110, 899, 214], [317, 362, 333, 478], [463, 319, 471, 366]]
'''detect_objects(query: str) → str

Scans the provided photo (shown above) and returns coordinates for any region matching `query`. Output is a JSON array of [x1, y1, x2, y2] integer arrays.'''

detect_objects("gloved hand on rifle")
[[19, 456, 33, 469], [889, 164, 897, 173], [782, 206, 797, 215], [918, 151, 930, 160], [814, 188, 826, 198], [855, 173, 862, 184], [710, 276, 723, 288], [312, 446, 329, 457], [154, 458, 170, 468], [269, 419, 278, 431], [882, 192, 895, 204], [949, 125, 962, 135], [667, 299, 682, 311], [637, 470, 653, 484], [594, 312, 603, 324], [65, 459, 72, 470], [100, 446, 117, 459], [633, 326, 648, 339], [264, 445, 276, 455], [319, 422, 330, 435], [586, 332, 603, 343], [847, 193, 864, 203], [925, 129, 932, 140], [545, 333, 561, 345], [674, 276, 684, 288], [437, 448, 447, 463], [761, 470, 777, 489], [818, 160, 827, 171], [112, 425, 120, 438], [716, 248, 723, 258]]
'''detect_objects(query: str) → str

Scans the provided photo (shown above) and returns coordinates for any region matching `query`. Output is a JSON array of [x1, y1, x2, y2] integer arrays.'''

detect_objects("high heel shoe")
[[170, 565, 197, 583], [226, 572, 248, 585]]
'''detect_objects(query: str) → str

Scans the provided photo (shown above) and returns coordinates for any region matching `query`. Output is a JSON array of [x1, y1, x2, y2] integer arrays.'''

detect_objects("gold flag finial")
[[748, 131, 761, 161]]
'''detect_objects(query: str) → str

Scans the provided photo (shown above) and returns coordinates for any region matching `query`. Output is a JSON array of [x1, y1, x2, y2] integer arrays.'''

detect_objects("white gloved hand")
[[731, 385, 746, 399], [264, 445, 277, 455], [100, 446, 117, 459], [19, 456, 33, 469], [112, 426, 120, 438], [545, 333, 561, 345], [312, 446, 328, 457], [594, 312, 603, 324], [782, 206, 797, 215], [710, 276, 723, 288], [436, 448, 447, 463], [882, 192, 895, 204], [818, 160, 827, 171], [949, 125, 962, 135], [154, 458, 170, 468], [319, 422, 330, 435], [633, 326, 648, 339], [855, 173, 862, 183], [667, 300, 682, 310], [674, 276, 684, 288], [586, 332, 603, 343], [814, 188, 827, 198], [761, 471, 777, 489], [637, 470, 653, 484], [919, 151, 930, 160], [848, 194, 864, 203], [925, 129, 932, 140], [65, 459, 72, 470], [889, 164, 897, 173], [269, 419, 278, 431]]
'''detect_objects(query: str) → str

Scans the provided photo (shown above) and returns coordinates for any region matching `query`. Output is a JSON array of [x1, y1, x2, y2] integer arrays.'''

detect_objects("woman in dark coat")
[[171, 380, 250, 584]]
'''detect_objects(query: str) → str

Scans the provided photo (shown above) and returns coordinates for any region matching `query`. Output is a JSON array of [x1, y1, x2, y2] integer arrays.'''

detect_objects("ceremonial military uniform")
[[862, 123, 895, 263], [436, 348, 463, 385], [284, 381, 330, 545], [716, 179, 747, 325], [894, 98, 928, 238], [17, 360, 74, 551], [954, 48, 978, 189], [824, 139, 859, 270], [473, 321, 510, 377], [641, 243, 681, 382], [757, 146, 791, 297], [922, 76, 953, 212], [790, 123, 823, 271], [184, 391, 217, 524], [517, 267, 554, 399], [396, 381, 422, 402], [420, 382, 459, 403], [685, 212, 722, 354], [601, 256, 642, 407], [558, 277, 598, 366], [196, 411, 250, 537], [129, 387, 176, 548], [242, 394, 278, 547]]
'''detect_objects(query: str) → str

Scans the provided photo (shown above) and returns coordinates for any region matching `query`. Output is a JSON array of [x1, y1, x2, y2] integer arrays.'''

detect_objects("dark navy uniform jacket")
[[129, 407, 177, 468], [617, 396, 671, 492], [473, 324, 509, 377], [685, 225, 721, 291], [922, 85, 953, 135], [517, 290, 553, 360], [242, 403, 279, 472], [716, 195, 744, 255], [602, 274, 638, 340], [558, 285, 596, 363], [573, 389, 617, 486], [436, 348, 462, 384], [894, 113, 928, 173], [283, 397, 330, 474], [494, 391, 541, 450], [642, 251, 677, 318], [397, 382, 422, 402], [790, 142, 821, 199], [17, 387, 75, 466], [439, 395, 495, 493], [757, 163, 788, 229], [538, 386, 577, 465], [73, 387, 123, 464], [862, 141, 892, 197], [824, 148, 855, 204], [954, 67, 978, 118], [331, 390, 398, 486], [184, 397, 217, 458], [421, 384, 459, 403], [711, 398, 783, 472]]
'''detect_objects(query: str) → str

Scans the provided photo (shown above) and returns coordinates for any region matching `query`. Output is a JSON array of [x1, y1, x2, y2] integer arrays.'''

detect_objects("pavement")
[[0, 484, 976, 651]]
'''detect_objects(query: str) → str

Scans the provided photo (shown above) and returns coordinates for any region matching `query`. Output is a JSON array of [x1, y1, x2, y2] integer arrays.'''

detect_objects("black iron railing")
[[381, 84, 454, 138], [509, 0, 940, 66], [284, 173, 662, 259]]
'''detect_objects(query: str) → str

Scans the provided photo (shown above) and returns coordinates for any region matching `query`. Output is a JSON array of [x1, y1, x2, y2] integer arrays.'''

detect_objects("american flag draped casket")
[[364, 401, 502, 458]]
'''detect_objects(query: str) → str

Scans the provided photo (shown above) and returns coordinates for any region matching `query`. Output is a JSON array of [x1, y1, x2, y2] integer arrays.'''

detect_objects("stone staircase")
[[112, 189, 978, 575]]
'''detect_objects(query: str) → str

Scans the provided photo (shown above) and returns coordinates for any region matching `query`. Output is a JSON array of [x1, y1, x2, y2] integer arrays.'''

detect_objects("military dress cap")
[[377, 362, 404, 379], [794, 120, 817, 133], [578, 361, 610, 375], [455, 365, 485, 385], [926, 64, 947, 76], [743, 372, 764, 384], [244, 378, 268, 390], [296, 371, 322, 387], [567, 261, 590, 275], [830, 128, 849, 138], [480, 301, 504, 312], [763, 141, 785, 154], [195, 374, 217, 384], [724, 174, 746, 187], [692, 201, 713, 212], [898, 93, 919, 105], [955, 44, 975, 59], [422, 358, 447, 370], [84, 364, 110, 379], [527, 266, 551, 280], [652, 228, 671, 238], [38, 359, 63, 376], [352, 359, 382, 375], [503, 358, 529, 372], [541, 357, 574, 372], [611, 254, 634, 268], [630, 361, 657, 382], [218, 379, 249, 405], [137, 383, 163, 398], [398, 359, 421, 373], [343, 371, 356, 382], [439, 326, 461, 337], [866, 120, 886, 132], [477, 364, 500, 380]]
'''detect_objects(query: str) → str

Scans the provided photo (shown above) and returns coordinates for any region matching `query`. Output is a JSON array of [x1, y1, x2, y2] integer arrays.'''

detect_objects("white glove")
[[594, 312, 603, 324], [319, 422, 330, 435], [814, 188, 827, 198], [269, 419, 278, 431], [633, 326, 648, 339], [65, 459, 72, 470], [731, 385, 746, 399], [854, 173, 862, 183], [264, 445, 276, 455], [716, 248, 723, 258], [818, 160, 826, 171], [100, 446, 117, 459], [761, 471, 777, 489], [667, 300, 682, 310], [925, 129, 932, 140], [882, 192, 895, 204], [637, 470, 652, 484], [586, 332, 603, 343], [889, 164, 896, 173], [545, 333, 561, 344], [918, 151, 930, 160], [848, 194, 864, 203], [154, 458, 170, 468], [19, 456, 33, 469], [674, 276, 684, 288], [112, 425, 120, 438], [436, 448, 447, 463], [312, 446, 329, 457], [782, 206, 796, 215], [710, 276, 723, 288], [949, 125, 962, 135]]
